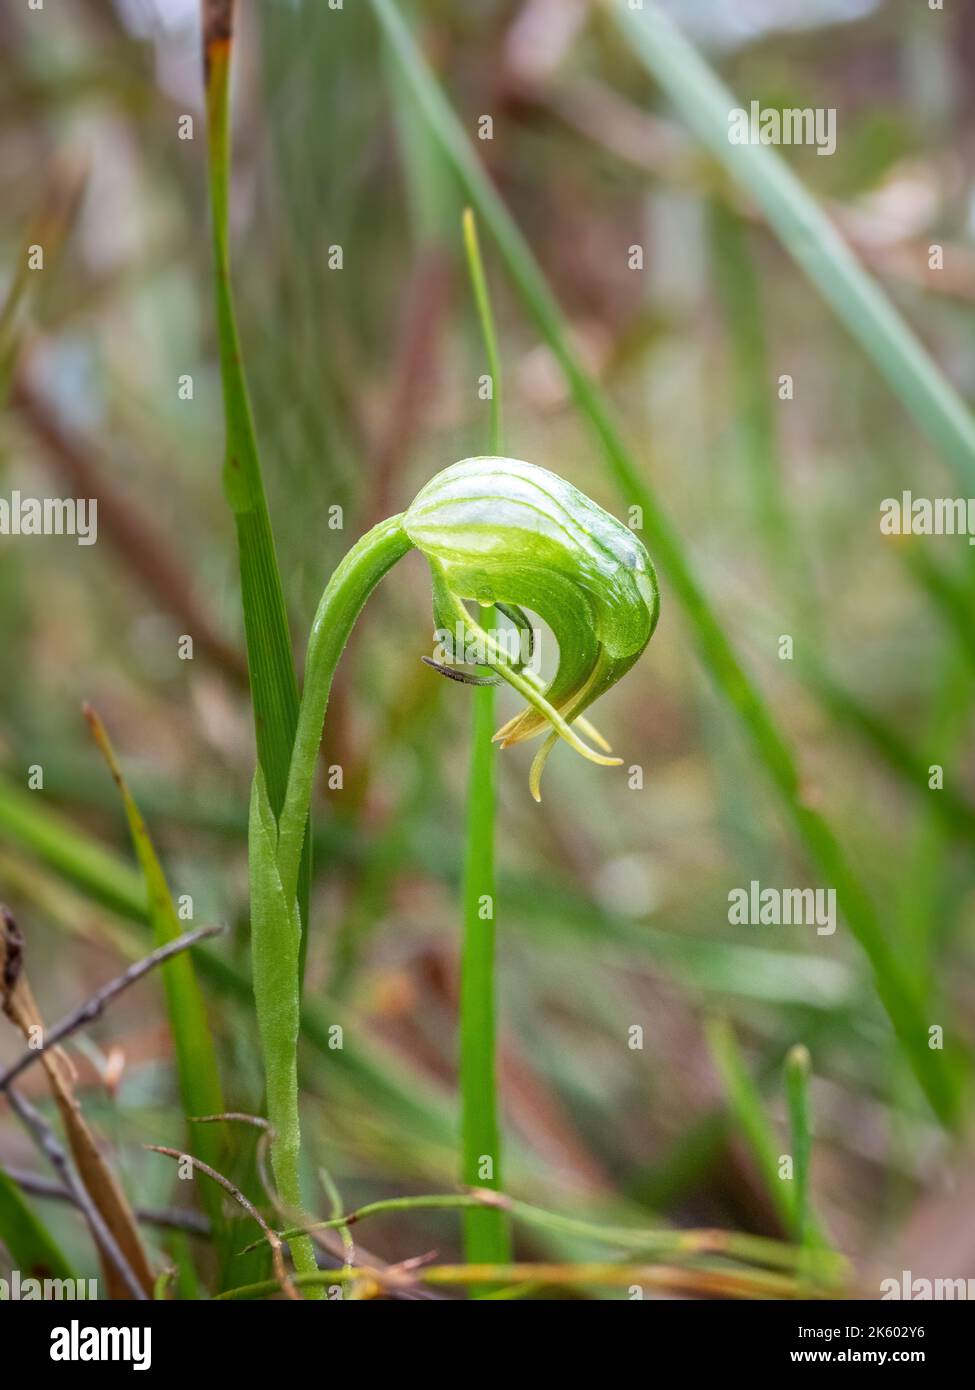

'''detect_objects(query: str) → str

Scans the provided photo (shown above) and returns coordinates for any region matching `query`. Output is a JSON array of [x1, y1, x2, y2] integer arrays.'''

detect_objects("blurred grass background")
[[1, 0, 974, 1294]]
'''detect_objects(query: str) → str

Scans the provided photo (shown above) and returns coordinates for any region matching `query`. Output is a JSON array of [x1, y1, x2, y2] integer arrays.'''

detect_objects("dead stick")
[[6, 1086, 147, 1300], [0, 922, 224, 1091], [147, 1145, 299, 1301]]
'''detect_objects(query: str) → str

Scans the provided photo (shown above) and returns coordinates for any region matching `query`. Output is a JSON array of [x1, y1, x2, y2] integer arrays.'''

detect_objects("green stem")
[[217, 1261, 814, 1301], [460, 668, 509, 1266], [249, 767, 320, 1294], [706, 1018, 793, 1232], [268, 1192, 845, 1282], [276, 516, 413, 909], [250, 517, 411, 1299], [460, 210, 510, 1273], [784, 1045, 812, 1249]]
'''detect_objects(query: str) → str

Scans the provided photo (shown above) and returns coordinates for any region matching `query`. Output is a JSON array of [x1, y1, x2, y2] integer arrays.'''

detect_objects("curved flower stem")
[[276, 515, 413, 908], [250, 515, 411, 1298]]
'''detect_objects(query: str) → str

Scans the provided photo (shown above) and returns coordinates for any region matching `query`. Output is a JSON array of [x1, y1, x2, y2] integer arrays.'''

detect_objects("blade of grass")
[[612, 0, 975, 487], [0, 773, 147, 921], [84, 707, 226, 1236], [904, 545, 975, 672], [708, 1020, 835, 1255], [0, 1166, 77, 1283], [784, 1045, 813, 1249], [459, 208, 511, 1275], [706, 1018, 793, 1233], [202, 0, 311, 971], [369, 0, 962, 1126]]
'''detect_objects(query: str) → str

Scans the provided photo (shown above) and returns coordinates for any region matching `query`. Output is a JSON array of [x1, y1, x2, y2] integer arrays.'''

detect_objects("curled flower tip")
[[405, 457, 659, 796]]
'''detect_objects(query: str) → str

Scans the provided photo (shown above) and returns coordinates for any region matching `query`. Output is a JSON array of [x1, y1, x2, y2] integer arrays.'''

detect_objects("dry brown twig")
[[146, 1144, 299, 1301], [191, 1112, 439, 1299], [0, 906, 154, 1298], [0, 920, 224, 1092], [6, 1085, 147, 1300]]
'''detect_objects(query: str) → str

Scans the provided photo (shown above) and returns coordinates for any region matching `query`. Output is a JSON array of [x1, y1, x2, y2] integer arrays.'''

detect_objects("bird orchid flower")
[[403, 457, 660, 800], [275, 456, 659, 903]]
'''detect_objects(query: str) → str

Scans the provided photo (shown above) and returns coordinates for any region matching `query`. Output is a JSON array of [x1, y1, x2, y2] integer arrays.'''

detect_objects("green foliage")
[[85, 708, 227, 1237], [0, 1169, 76, 1284], [247, 769, 321, 1295], [203, 12, 311, 967]]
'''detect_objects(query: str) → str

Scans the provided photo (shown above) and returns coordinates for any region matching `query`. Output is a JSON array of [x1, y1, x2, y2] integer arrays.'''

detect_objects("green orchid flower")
[[403, 457, 660, 799], [258, 455, 660, 1273], [276, 456, 659, 905]]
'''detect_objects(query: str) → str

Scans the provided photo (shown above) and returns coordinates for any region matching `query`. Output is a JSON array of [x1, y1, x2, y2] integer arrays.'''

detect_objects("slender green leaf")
[[84, 707, 226, 1231], [707, 1019, 793, 1232], [202, 1, 311, 967]]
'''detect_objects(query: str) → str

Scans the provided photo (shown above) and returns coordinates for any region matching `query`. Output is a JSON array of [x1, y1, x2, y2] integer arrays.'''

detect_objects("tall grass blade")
[[784, 1044, 813, 1248], [84, 707, 226, 1232], [707, 1019, 793, 1232], [202, 0, 311, 965]]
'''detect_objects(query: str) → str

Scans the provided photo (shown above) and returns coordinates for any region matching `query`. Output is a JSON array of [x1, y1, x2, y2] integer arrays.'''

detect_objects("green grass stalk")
[[85, 707, 227, 1242], [707, 1018, 794, 1232], [459, 208, 510, 1271], [784, 1045, 813, 1249]]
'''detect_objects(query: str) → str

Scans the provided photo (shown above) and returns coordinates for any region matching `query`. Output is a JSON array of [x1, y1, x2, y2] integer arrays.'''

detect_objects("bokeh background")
[[2, 0, 974, 1295]]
